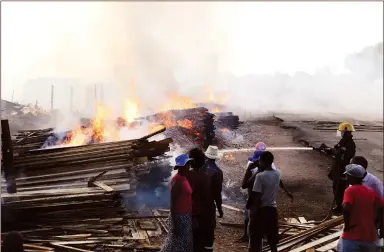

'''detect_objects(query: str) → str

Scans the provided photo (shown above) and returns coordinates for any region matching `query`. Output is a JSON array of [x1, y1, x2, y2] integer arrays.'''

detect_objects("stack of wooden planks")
[[2, 127, 175, 251], [12, 128, 55, 156]]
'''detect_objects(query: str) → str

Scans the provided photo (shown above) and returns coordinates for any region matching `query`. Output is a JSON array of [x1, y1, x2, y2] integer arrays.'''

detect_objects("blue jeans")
[[341, 239, 377, 252]]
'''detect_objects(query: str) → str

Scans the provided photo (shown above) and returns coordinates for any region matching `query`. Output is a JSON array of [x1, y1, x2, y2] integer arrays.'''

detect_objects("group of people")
[[161, 145, 223, 252], [317, 122, 384, 252], [162, 122, 383, 252]]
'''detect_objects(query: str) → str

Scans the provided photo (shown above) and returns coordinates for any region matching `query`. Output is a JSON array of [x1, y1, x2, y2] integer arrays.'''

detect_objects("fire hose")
[[219, 146, 338, 223]]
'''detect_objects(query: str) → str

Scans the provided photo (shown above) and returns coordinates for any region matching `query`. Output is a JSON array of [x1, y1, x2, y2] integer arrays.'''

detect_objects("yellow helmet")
[[336, 122, 355, 136]]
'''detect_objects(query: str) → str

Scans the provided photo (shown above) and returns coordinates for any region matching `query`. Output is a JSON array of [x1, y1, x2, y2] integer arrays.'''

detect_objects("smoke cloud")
[[2, 2, 383, 122]]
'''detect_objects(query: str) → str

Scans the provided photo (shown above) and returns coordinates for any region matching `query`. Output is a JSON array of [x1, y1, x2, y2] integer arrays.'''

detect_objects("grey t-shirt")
[[252, 169, 281, 208]]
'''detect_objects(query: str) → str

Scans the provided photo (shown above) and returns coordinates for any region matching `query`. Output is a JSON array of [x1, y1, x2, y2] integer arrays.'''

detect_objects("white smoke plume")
[[2, 2, 383, 123]]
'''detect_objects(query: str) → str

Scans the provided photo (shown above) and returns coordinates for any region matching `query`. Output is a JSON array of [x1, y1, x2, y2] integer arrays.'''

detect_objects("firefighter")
[[315, 122, 356, 215]]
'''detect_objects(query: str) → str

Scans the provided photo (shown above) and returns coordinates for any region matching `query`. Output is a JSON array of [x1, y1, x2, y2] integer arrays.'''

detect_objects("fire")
[[124, 99, 139, 124], [224, 153, 235, 160], [211, 107, 220, 113], [162, 93, 197, 111], [221, 128, 229, 133], [61, 126, 91, 147], [177, 119, 193, 129], [150, 124, 166, 133]]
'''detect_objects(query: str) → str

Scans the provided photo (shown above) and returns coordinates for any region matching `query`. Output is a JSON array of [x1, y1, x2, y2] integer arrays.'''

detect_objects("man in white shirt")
[[247, 151, 280, 252], [350, 156, 383, 199]]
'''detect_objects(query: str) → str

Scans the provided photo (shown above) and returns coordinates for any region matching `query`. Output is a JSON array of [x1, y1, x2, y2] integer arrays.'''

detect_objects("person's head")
[[174, 154, 192, 176], [188, 147, 205, 170], [344, 164, 366, 185], [350, 156, 368, 170], [336, 122, 355, 138], [258, 151, 274, 169], [255, 142, 267, 151], [3, 232, 24, 252], [205, 145, 219, 161]]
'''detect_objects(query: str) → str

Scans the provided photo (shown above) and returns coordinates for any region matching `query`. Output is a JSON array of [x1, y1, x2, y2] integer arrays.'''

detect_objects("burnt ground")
[[211, 117, 334, 252]]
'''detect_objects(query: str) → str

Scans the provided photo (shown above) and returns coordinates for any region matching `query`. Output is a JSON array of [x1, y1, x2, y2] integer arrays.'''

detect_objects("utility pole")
[[70, 86, 74, 112], [11, 90, 14, 102], [94, 84, 97, 103], [100, 84, 104, 103], [51, 85, 54, 110]]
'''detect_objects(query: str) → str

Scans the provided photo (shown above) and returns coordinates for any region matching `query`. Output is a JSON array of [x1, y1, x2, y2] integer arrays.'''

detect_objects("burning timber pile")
[[144, 107, 215, 149]]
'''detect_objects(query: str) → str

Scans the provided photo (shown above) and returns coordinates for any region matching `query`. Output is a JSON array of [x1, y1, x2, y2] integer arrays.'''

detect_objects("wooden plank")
[[289, 231, 342, 252], [315, 240, 339, 252], [154, 210, 169, 233], [305, 249, 315, 252], [53, 234, 92, 239], [50, 244, 93, 252], [23, 244, 54, 251], [285, 218, 300, 224], [147, 224, 162, 237], [299, 217, 308, 224], [222, 204, 244, 212], [91, 181, 114, 192]]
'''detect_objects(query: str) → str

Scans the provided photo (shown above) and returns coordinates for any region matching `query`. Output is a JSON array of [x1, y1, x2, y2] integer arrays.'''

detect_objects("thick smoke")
[[2, 2, 383, 122]]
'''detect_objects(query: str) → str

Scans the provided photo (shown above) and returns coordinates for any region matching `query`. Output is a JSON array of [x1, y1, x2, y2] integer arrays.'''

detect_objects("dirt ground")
[[211, 117, 335, 252]]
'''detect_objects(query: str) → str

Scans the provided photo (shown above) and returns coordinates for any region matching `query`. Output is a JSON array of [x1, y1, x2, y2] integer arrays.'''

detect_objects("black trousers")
[[333, 179, 348, 209], [249, 207, 279, 252], [192, 213, 216, 252]]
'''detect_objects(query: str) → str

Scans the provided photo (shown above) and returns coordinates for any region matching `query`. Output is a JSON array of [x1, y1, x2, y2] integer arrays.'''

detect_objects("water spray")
[[219, 147, 314, 154]]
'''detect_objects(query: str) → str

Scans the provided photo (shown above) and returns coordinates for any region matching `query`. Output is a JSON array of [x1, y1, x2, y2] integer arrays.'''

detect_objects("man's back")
[[186, 170, 214, 215], [253, 169, 281, 208], [342, 184, 384, 242], [363, 172, 384, 199]]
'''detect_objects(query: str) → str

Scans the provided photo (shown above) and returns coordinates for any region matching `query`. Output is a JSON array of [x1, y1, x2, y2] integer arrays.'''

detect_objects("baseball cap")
[[174, 154, 193, 170], [248, 150, 264, 162], [255, 142, 267, 151], [344, 164, 366, 178]]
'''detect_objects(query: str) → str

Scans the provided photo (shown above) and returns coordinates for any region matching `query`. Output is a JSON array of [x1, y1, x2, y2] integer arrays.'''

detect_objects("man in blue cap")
[[238, 150, 293, 242]]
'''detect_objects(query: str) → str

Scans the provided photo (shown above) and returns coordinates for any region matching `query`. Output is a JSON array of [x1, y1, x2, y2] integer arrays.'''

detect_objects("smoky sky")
[[1, 2, 383, 121]]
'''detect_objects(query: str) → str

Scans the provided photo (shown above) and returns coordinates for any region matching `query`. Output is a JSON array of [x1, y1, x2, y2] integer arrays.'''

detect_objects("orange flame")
[[124, 99, 139, 124], [162, 93, 197, 111], [224, 153, 235, 160], [177, 119, 193, 129], [221, 128, 229, 133]]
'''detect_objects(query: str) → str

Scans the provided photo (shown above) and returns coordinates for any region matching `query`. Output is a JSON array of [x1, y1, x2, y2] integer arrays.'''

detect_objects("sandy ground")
[[157, 115, 382, 251], [211, 117, 334, 252]]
